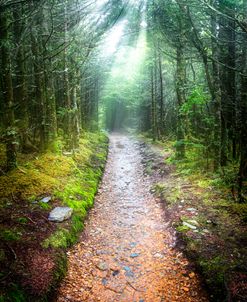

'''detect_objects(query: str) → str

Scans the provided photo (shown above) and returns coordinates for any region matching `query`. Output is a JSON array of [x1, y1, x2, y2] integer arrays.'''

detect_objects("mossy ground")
[[141, 135, 247, 302], [0, 131, 108, 302]]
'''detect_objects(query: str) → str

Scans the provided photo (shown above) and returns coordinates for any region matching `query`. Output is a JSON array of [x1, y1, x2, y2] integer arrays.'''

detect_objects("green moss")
[[152, 182, 182, 205], [0, 131, 109, 302], [196, 179, 212, 189], [187, 238, 201, 253], [15, 217, 28, 224], [38, 203, 52, 210], [47, 138, 65, 154], [42, 228, 70, 249], [199, 255, 228, 286], [2, 284, 27, 302], [176, 224, 190, 232], [0, 229, 22, 241], [42, 132, 108, 250], [165, 186, 181, 204], [230, 203, 247, 222], [42, 214, 85, 249], [152, 183, 167, 195]]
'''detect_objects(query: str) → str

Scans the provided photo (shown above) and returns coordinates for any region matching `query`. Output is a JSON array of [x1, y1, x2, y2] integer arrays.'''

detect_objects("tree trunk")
[[0, 10, 17, 170], [151, 65, 157, 141], [238, 0, 247, 202], [158, 47, 164, 136], [210, 8, 222, 170], [13, 6, 29, 152], [30, 3, 46, 151], [175, 44, 186, 159]]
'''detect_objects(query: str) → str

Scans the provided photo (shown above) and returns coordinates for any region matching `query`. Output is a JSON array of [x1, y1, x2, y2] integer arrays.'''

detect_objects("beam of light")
[[98, 0, 148, 129], [100, 19, 128, 57]]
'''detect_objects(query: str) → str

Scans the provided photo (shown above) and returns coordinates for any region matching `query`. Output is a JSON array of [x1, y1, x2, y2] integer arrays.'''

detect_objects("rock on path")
[[56, 134, 208, 302]]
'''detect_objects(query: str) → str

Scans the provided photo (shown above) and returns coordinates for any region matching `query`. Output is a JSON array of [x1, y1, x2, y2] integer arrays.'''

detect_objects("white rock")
[[48, 207, 73, 222], [183, 221, 197, 230], [186, 207, 197, 212], [187, 219, 200, 227], [40, 196, 52, 203]]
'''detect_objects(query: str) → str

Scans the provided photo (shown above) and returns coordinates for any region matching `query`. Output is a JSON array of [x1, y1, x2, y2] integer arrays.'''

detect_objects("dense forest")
[[1, 0, 247, 301], [1, 0, 247, 200]]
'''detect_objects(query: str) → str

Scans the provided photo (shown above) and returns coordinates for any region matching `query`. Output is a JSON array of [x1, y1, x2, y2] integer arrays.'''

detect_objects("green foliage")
[[2, 284, 26, 302], [180, 87, 209, 115], [39, 202, 51, 210], [176, 224, 190, 232], [199, 256, 228, 289], [43, 132, 108, 249], [0, 131, 108, 302], [42, 228, 71, 249], [152, 183, 167, 195], [15, 217, 28, 224], [230, 203, 247, 222], [0, 229, 22, 241], [42, 215, 84, 249], [47, 138, 64, 154]]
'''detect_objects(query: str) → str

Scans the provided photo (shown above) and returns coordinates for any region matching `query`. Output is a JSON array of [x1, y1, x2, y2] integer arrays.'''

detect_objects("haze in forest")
[[1, 0, 247, 301]]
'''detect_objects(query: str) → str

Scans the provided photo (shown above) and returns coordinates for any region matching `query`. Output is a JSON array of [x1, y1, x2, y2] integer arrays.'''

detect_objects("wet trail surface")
[[56, 134, 208, 302]]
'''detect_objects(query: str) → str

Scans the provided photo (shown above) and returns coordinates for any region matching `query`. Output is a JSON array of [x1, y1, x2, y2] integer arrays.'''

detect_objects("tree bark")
[[175, 43, 186, 159], [0, 10, 17, 170]]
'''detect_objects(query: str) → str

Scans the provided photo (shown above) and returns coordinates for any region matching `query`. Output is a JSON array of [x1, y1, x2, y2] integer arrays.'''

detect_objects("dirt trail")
[[56, 134, 208, 302]]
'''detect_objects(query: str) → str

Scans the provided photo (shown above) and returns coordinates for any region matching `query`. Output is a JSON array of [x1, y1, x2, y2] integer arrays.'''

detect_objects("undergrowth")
[[0, 131, 108, 302], [143, 134, 247, 301]]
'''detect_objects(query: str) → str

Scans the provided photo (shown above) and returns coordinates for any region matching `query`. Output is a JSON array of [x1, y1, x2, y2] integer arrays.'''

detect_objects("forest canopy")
[[1, 0, 247, 201]]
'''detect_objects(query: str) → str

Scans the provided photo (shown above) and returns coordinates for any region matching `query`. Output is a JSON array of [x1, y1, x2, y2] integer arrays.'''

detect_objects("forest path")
[[56, 134, 208, 302]]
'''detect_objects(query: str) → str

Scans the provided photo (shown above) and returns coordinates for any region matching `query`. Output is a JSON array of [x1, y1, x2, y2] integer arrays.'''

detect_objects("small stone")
[[112, 270, 120, 276], [130, 242, 137, 248], [202, 229, 210, 233], [124, 267, 134, 277], [130, 253, 140, 258], [183, 222, 197, 230], [123, 266, 131, 272], [48, 207, 73, 222], [153, 252, 163, 259], [63, 151, 73, 156], [187, 219, 200, 227], [96, 262, 108, 271], [40, 196, 51, 203], [186, 207, 197, 212]]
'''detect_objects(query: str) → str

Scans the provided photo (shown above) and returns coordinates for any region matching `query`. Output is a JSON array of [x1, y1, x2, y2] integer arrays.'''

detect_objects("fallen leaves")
[[56, 135, 208, 302]]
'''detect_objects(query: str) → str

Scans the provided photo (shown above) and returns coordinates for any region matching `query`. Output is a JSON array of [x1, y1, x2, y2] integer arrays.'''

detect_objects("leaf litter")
[[56, 134, 208, 302]]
